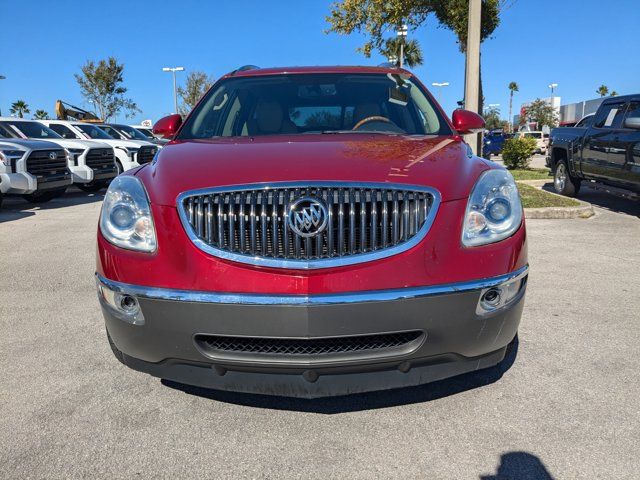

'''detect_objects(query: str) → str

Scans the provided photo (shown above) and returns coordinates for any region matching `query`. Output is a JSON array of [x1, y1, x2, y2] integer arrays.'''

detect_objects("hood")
[[97, 139, 153, 148], [139, 134, 490, 206], [0, 138, 62, 151], [45, 138, 110, 150]]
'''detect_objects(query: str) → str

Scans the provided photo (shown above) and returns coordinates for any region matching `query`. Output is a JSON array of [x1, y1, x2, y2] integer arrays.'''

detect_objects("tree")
[[177, 71, 214, 115], [326, 0, 504, 57], [482, 105, 502, 131], [326, 0, 505, 117], [524, 98, 558, 129], [596, 85, 609, 97], [379, 38, 424, 67], [508, 81, 519, 132], [33, 110, 50, 120], [10, 100, 30, 118], [610, 90, 618, 97], [74, 57, 140, 122]]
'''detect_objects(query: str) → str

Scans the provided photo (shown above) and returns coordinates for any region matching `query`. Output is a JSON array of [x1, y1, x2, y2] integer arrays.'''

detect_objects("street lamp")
[[396, 24, 408, 68], [431, 82, 450, 103], [162, 66, 185, 114], [548, 83, 558, 95], [0, 75, 5, 116]]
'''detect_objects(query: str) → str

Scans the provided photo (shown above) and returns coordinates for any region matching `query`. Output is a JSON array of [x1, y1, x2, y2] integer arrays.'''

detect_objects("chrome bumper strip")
[[96, 265, 528, 306]]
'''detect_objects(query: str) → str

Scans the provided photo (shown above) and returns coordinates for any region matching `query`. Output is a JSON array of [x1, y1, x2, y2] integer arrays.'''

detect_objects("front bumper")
[[69, 165, 94, 183], [0, 172, 37, 194], [98, 266, 528, 398]]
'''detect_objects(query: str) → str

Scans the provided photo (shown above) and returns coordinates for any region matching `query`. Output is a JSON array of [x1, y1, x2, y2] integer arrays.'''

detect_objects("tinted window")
[[178, 73, 451, 139], [49, 123, 80, 139], [2, 121, 62, 139], [99, 125, 123, 139], [113, 125, 148, 140], [624, 102, 640, 121], [75, 124, 112, 139], [575, 115, 594, 128], [594, 102, 626, 128]]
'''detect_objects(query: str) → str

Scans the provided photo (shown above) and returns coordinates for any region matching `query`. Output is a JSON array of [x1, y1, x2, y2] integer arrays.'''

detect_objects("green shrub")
[[501, 137, 537, 169]]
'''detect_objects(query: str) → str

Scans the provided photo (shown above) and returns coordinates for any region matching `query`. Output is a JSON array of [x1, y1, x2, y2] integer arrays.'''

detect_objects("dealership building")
[[514, 96, 607, 128]]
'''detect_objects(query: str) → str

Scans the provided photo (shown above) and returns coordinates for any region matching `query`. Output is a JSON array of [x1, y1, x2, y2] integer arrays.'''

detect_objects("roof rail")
[[229, 65, 260, 75]]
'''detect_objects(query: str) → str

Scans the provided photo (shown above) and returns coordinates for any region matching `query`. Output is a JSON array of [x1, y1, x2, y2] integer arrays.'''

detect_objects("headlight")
[[462, 169, 523, 247], [99, 176, 157, 252], [0, 149, 25, 171], [65, 148, 85, 165]]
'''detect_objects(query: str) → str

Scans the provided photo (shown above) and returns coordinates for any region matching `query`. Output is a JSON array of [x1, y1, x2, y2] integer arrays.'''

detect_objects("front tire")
[[553, 159, 581, 196]]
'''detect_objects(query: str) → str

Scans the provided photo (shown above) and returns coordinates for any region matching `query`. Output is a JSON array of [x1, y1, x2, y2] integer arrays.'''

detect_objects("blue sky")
[[1, 0, 638, 124]]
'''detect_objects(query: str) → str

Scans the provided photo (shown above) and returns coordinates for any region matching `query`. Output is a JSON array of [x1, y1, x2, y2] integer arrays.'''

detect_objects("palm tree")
[[597, 85, 609, 97], [10, 100, 30, 118], [508, 82, 519, 133], [610, 91, 618, 97], [380, 38, 424, 68], [33, 109, 50, 120]]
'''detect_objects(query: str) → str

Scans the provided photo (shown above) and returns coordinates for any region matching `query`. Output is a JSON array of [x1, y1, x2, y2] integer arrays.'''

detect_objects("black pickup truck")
[[547, 94, 640, 197]]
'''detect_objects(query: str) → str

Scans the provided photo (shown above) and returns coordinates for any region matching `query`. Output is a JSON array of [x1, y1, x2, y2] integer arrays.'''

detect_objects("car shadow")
[[540, 182, 640, 217], [0, 188, 104, 223], [479, 451, 555, 480], [162, 337, 519, 414]]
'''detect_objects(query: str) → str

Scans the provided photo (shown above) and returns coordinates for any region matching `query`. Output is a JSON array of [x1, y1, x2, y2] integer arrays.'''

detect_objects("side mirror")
[[624, 117, 640, 130], [451, 109, 486, 134], [153, 114, 183, 139]]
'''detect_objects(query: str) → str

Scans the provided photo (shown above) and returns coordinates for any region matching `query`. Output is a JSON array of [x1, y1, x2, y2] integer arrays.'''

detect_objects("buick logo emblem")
[[49, 152, 57, 160], [288, 197, 328, 238]]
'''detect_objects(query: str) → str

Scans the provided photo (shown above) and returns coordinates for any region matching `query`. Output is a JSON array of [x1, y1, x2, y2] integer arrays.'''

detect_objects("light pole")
[[0, 75, 5, 116], [162, 66, 185, 114], [431, 82, 450, 103], [396, 24, 408, 68], [548, 83, 558, 95]]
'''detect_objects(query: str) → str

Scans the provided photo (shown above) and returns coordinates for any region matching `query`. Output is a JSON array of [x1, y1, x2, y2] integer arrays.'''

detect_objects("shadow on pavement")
[[540, 182, 640, 217], [480, 451, 555, 480], [163, 337, 519, 414], [0, 189, 104, 223]]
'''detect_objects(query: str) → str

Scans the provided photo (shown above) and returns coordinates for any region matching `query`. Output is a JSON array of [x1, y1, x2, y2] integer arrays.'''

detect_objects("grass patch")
[[517, 183, 581, 208], [508, 168, 551, 181]]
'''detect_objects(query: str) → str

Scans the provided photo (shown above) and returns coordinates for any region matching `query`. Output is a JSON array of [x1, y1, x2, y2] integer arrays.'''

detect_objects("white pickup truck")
[[41, 120, 157, 174], [0, 138, 72, 207], [0, 118, 118, 192]]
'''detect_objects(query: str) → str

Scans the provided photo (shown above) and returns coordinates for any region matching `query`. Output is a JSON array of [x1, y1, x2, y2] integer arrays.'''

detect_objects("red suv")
[[96, 66, 528, 398]]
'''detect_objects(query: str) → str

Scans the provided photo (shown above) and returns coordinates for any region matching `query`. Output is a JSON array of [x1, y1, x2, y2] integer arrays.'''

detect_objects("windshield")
[[2, 121, 62, 139], [137, 128, 154, 137], [75, 124, 112, 140], [178, 73, 451, 139], [114, 125, 149, 140]]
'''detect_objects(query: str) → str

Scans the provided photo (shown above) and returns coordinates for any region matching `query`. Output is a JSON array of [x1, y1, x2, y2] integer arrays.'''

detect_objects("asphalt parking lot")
[[1, 184, 639, 479]]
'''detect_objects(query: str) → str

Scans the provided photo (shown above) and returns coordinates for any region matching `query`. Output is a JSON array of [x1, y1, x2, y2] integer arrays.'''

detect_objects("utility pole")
[[464, 0, 482, 154], [548, 83, 558, 95], [162, 66, 185, 114]]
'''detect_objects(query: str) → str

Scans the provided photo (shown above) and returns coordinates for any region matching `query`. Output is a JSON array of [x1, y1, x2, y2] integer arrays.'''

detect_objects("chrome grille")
[[195, 331, 423, 357], [178, 183, 439, 269], [26, 149, 68, 177]]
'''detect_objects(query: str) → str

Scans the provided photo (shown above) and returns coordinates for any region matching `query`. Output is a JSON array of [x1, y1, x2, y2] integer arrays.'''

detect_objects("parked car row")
[[0, 119, 159, 208]]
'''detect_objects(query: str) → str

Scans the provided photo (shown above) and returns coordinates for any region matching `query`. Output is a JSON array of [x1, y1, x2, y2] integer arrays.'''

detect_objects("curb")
[[518, 180, 595, 219]]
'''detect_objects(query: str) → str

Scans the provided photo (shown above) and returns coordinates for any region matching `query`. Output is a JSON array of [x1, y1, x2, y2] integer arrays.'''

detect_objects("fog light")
[[476, 275, 526, 315], [97, 281, 145, 325]]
